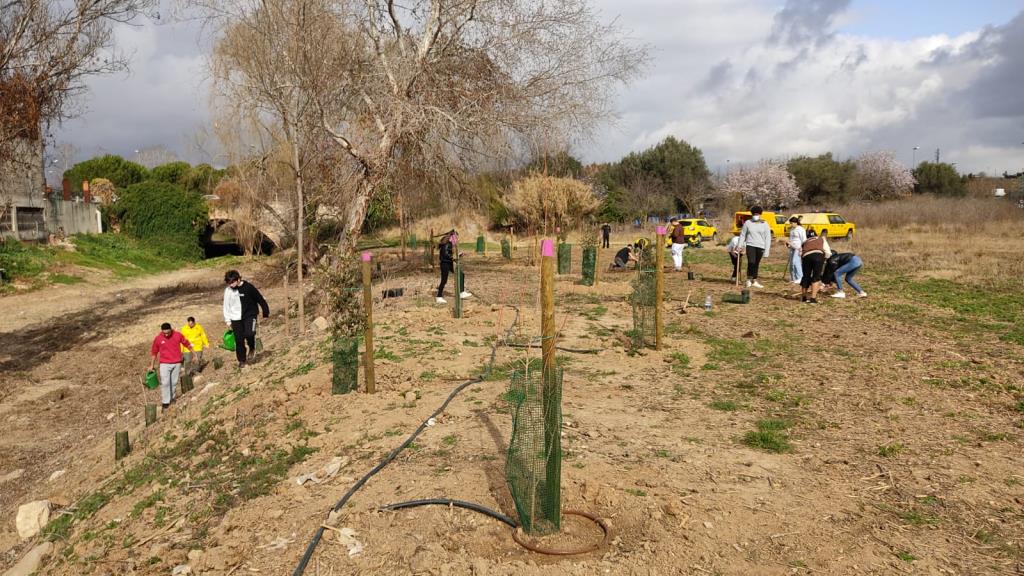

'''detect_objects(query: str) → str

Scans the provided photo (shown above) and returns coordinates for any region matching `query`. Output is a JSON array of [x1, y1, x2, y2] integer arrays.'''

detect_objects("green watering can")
[[222, 329, 236, 351], [143, 370, 159, 390]]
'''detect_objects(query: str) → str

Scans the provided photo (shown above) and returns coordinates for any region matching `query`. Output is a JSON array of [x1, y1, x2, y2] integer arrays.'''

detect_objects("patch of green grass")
[[130, 490, 164, 519], [878, 443, 904, 457], [442, 434, 458, 446], [624, 488, 647, 497], [896, 551, 917, 562], [654, 449, 671, 458], [709, 399, 738, 411], [292, 361, 317, 376], [898, 508, 939, 526], [49, 272, 84, 284], [375, 347, 401, 361], [701, 362, 719, 371], [58, 234, 185, 278], [743, 419, 793, 453], [743, 430, 792, 453], [669, 351, 691, 375], [581, 305, 608, 321]]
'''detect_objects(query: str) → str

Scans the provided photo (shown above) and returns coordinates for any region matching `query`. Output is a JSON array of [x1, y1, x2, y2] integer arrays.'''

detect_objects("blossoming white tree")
[[851, 151, 916, 200], [717, 160, 801, 209]]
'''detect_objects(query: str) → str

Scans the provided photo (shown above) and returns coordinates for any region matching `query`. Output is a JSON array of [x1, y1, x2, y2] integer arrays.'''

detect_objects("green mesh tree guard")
[[410, 233, 418, 249], [629, 245, 657, 349], [505, 362, 563, 535], [476, 235, 485, 254], [331, 337, 359, 394], [580, 246, 597, 286], [557, 243, 571, 274], [501, 239, 511, 260]]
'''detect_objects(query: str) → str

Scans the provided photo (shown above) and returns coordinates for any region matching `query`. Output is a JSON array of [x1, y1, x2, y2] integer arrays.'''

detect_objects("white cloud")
[[583, 1, 1024, 174], [53, 1, 1024, 175]]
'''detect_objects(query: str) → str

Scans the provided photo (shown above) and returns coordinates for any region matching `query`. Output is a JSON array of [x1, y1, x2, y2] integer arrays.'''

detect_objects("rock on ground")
[[2, 542, 53, 576], [15, 500, 51, 539]]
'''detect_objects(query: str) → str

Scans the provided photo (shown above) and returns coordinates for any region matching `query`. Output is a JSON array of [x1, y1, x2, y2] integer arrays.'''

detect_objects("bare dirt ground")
[[2, 237, 1023, 575]]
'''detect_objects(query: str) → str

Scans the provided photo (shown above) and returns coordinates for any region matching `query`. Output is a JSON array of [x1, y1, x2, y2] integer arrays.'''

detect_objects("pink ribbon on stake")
[[361, 251, 372, 262], [656, 226, 666, 235], [541, 239, 555, 257]]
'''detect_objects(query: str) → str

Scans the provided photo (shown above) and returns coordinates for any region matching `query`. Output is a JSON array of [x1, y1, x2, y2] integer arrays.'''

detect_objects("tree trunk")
[[336, 175, 383, 258], [286, 120, 306, 335]]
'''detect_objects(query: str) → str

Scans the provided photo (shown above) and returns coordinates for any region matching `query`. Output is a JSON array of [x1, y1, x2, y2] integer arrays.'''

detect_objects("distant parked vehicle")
[[787, 212, 856, 240], [731, 211, 787, 237]]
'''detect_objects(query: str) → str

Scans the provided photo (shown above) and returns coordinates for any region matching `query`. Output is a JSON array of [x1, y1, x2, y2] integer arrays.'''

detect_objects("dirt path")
[[0, 266, 217, 334]]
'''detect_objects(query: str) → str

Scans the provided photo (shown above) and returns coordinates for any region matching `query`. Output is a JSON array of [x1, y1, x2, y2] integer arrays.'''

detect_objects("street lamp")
[[912, 146, 920, 166]]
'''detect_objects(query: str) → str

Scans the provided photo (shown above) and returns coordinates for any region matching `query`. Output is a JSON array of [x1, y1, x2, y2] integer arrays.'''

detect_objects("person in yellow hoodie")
[[180, 316, 210, 373]]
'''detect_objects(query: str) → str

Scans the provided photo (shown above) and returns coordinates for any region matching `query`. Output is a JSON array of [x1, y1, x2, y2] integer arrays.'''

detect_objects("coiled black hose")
[[292, 306, 519, 575]]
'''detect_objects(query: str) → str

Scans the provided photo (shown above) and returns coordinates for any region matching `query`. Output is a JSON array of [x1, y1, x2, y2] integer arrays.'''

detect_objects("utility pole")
[[935, 148, 940, 163]]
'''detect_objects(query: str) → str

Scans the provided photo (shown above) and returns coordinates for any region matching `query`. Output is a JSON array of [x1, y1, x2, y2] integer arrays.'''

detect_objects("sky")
[[53, 0, 1024, 177]]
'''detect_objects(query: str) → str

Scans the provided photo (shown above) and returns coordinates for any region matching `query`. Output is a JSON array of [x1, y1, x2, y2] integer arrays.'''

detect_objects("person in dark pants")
[[601, 223, 612, 248], [436, 230, 473, 304], [223, 269, 269, 369], [737, 205, 772, 288], [799, 230, 831, 304]]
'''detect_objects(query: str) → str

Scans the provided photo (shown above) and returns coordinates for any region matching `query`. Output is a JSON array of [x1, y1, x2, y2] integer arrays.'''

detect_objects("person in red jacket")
[[150, 322, 194, 410]]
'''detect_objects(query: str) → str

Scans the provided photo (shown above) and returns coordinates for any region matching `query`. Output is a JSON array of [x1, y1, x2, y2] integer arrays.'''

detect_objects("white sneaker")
[[459, 291, 473, 299], [856, 291, 868, 298], [744, 280, 752, 288], [751, 281, 764, 288], [435, 297, 447, 304], [791, 280, 802, 285], [831, 291, 846, 299]]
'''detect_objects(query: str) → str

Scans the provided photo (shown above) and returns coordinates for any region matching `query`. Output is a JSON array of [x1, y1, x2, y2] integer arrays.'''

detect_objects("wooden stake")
[[655, 227, 666, 350], [115, 431, 130, 460], [397, 195, 406, 261], [429, 228, 435, 271], [145, 404, 157, 426], [539, 238, 560, 527], [361, 253, 376, 394], [283, 273, 290, 338]]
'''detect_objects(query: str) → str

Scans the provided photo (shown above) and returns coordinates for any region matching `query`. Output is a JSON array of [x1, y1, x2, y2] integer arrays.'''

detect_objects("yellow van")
[[731, 211, 787, 237], [788, 213, 856, 240]]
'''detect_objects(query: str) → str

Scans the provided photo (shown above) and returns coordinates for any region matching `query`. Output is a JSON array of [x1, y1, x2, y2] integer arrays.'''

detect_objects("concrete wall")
[[45, 197, 103, 236]]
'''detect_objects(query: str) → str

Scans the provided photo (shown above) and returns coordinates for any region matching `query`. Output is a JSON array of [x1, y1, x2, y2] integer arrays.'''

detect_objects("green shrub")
[[63, 155, 148, 196], [0, 238, 50, 280], [111, 181, 208, 260], [150, 161, 192, 184]]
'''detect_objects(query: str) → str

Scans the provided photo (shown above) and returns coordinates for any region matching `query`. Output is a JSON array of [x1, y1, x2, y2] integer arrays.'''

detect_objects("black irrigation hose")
[[378, 498, 518, 528], [292, 305, 520, 576]]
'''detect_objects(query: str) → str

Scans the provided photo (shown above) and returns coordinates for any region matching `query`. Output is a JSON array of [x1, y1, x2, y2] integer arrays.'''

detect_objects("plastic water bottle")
[[704, 294, 712, 311]]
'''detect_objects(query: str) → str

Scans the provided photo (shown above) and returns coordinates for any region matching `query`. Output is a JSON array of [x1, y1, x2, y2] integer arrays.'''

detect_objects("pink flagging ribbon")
[[541, 239, 555, 257], [361, 251, 372, 262], [656, 226, 666, 235]]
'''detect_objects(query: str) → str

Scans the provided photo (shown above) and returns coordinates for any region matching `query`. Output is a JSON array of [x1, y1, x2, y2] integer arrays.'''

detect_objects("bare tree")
[[1, 0, 153, 158], [134, 145, 179, 169], [624, 173, 672, 228], [193, 0, 646, 265]]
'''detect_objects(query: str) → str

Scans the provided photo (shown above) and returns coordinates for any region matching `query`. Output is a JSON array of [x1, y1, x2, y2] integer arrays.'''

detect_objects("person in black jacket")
[[436, 230, 473, 304], [223, 269, 270, 368]]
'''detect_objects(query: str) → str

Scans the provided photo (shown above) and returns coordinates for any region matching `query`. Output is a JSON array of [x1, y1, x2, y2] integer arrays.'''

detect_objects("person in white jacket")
[[786, 216, 806, 285], [737, 205, 772, 288]]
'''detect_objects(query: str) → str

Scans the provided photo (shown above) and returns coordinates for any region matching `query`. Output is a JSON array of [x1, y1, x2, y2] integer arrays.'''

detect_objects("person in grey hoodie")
[[737, 205, 772, 288]]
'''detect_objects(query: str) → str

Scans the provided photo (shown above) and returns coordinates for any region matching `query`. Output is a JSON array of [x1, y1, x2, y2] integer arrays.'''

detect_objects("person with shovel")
[[223, 269, 270, 369], [737, 205, 771, 288], [726, 234, 742, 281], [150, 323, 194, 411]]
